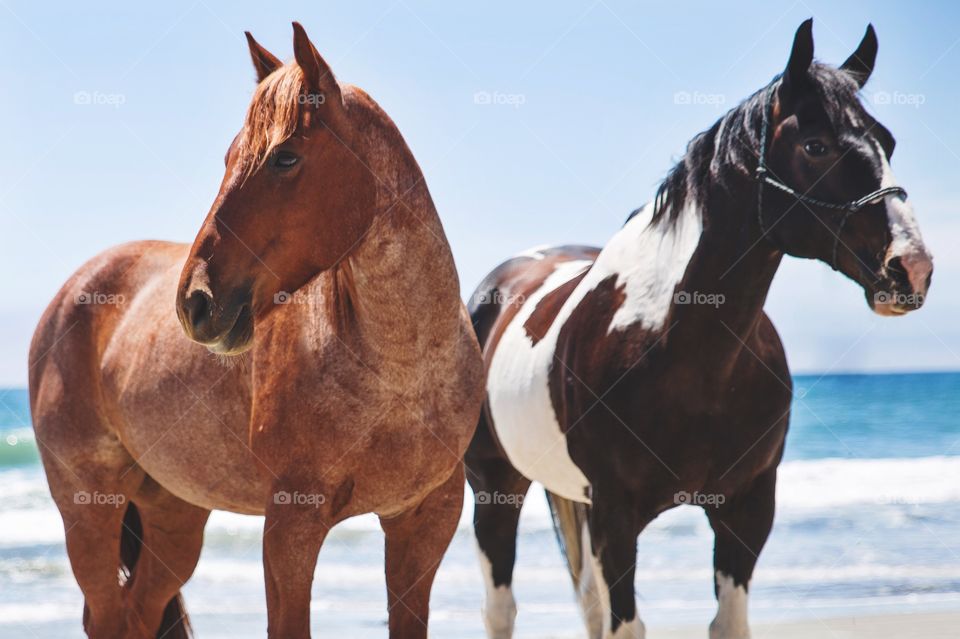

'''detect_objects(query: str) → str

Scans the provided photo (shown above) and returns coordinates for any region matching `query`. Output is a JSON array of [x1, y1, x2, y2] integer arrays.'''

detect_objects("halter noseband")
[[755, 84, 908, 268]]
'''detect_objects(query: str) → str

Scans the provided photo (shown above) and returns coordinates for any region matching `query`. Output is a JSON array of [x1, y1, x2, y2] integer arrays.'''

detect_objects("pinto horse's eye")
[[803, 139, 829, 158], [272, 150, 300, 171]]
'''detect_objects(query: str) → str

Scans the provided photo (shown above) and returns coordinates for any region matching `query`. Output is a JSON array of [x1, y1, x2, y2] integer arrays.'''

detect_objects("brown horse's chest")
[[246, 335, 479, 517], [103, 312, 272, 514]]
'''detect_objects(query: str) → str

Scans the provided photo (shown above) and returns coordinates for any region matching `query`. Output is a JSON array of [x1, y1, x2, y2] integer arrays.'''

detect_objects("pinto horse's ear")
[[245, 32, 282, 83], [292, 22, 344, 113], [840, 24, 878, 88], [781, 18, 815, 101]]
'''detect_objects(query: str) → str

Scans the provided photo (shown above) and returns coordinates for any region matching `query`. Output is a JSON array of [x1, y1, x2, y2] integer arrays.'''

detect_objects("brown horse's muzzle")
[[176, 262, 255, 354]]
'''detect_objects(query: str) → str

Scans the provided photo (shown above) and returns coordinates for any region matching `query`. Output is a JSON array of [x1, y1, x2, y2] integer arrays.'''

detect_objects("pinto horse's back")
[[468, 245, 599, 504], [466, 244, 600, 346]]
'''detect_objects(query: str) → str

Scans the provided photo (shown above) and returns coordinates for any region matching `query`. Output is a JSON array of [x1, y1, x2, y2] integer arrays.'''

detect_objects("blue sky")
[[1, 0, 959, 385]]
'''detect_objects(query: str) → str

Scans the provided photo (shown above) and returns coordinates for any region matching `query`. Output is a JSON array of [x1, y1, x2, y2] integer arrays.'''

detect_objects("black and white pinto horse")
[[466, 20, 933, 639]]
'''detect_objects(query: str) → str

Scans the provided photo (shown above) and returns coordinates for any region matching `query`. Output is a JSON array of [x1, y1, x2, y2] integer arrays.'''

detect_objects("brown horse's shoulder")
[[29, 241, 189, 397]]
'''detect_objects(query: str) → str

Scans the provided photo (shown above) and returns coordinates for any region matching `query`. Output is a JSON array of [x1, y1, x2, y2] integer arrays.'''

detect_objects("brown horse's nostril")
[[183, 289, 214, 336]]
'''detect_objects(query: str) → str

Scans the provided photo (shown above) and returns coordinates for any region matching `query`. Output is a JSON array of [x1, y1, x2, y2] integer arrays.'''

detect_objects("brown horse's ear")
[[245, 31, 282, 83], [781, 18, 814, 104], [840, 24, 878, 88], [292, 22, 344, 111]]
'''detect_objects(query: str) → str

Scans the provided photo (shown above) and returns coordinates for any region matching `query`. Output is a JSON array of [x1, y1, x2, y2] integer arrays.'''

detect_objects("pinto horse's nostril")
[[887, 252, 934, 297], [885, 256, 909, 286]]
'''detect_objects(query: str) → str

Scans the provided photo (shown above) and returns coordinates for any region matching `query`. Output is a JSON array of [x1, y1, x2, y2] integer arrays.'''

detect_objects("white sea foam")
[[3, 456, 960, 548], [776, 456, 960, 508], [3, 451, 960, 633]]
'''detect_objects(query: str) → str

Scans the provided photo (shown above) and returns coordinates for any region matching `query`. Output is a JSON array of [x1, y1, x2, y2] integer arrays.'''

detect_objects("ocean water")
[[1, 372, 959, 638]]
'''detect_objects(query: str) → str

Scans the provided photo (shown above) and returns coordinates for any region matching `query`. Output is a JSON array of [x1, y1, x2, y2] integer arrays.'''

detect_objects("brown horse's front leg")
[[262, 484, 331, 639], [379, 464, 465, 639]]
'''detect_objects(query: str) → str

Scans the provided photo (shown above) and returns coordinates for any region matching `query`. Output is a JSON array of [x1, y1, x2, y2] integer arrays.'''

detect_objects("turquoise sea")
[[1, 372, 958, 637]]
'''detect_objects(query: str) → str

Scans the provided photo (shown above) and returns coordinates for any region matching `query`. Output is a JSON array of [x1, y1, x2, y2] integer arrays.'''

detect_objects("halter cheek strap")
[[755, 85, 908, 269]]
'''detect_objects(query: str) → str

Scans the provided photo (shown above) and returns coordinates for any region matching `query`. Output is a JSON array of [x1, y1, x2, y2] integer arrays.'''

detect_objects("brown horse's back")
[[30, 241, 268, 514]]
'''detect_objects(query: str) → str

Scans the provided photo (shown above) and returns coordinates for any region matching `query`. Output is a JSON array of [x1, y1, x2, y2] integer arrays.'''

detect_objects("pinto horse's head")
[[176, 23, 378, 354], [759, 19, 932, 316]]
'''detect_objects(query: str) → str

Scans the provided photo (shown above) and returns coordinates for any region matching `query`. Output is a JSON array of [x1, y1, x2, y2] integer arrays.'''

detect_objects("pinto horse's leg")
[[465, 427, 531, 638], [123, 477, 209, 639], [379, 464, 465, 639], [262, 488, 331, 639], [705, 468, 777, 639], [587, 489, 647, 639]]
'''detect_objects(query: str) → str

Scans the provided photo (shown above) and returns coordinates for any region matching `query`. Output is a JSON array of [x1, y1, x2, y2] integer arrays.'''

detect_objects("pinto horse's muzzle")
[[869, 251, 933, 316]]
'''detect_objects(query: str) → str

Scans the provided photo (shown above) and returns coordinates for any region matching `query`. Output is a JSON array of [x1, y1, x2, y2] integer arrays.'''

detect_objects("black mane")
[[633, 63, 868, 228]]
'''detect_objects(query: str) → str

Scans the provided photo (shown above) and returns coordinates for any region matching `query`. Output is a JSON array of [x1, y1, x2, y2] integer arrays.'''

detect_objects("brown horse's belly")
[[101, 262, 271, 515]]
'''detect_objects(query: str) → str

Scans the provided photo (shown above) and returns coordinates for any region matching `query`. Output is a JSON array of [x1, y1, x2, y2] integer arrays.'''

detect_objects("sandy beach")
[[655, 611, 960, 638]]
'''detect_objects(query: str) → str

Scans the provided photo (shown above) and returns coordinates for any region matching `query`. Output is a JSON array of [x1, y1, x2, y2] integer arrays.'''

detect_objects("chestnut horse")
[[29, 23, 483, 638], [466, 20, 932, 639]]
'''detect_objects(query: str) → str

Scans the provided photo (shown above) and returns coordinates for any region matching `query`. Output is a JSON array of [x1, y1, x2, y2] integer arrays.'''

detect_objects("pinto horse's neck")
[[662, 187, 785, 392]]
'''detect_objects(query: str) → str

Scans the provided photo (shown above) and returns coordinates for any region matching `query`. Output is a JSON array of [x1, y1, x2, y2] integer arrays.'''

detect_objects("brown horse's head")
[[176, 23, 379, 354], [760, 20, 933, 315]]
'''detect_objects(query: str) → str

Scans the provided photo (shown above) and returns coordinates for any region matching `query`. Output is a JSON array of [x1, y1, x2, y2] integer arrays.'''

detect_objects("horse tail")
[[120, 502, 194, 639], [546, 489, 590, 591]]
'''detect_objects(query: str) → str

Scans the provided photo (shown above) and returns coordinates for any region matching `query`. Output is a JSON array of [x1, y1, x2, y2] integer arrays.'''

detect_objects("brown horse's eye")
[[272, 150, 300, 170], [803, 139, 828, 157]]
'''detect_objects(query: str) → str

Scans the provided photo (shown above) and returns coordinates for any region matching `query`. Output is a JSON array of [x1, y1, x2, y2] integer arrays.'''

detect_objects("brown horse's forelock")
[[237, 64, 307, 177]]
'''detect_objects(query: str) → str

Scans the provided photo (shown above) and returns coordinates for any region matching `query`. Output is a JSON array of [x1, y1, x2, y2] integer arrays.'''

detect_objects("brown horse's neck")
[[282, 92, 462, 374], [311, 179, 463, 371]]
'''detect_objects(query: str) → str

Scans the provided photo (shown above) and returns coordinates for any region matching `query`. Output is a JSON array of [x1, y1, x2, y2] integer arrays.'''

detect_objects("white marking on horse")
[[709, 571, 750, 639], [475, 542, 516, 639], [875, 141, 932, 292], [587, 200, 702, 333], [516, 244, 551, 260], [577, 521, 645, 639], [577, 520, 605, 638], [487, 259, 593, 502], [610, 617, 645, 639], [488, 202, 701, 502]]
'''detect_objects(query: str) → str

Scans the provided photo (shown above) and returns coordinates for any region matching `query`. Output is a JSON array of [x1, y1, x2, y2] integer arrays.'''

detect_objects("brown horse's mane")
[[237, 64, 307, 176]]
